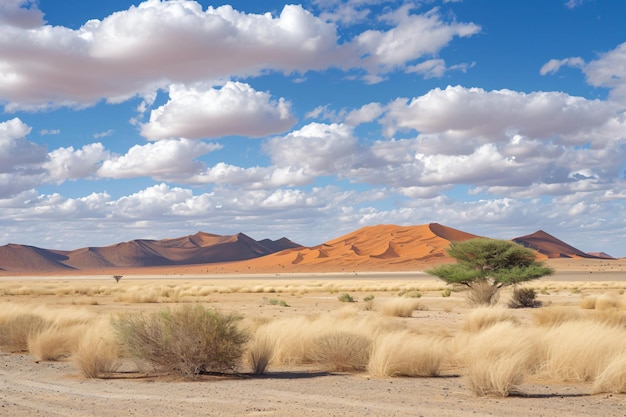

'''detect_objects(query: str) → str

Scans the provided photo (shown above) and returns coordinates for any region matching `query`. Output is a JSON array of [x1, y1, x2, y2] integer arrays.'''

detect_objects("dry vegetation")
[[2, 274, 626, 403]]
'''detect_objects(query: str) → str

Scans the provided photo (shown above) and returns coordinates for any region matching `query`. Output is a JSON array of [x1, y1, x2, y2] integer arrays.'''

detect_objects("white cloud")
[[540, 57, 585, 76], [0, 2, 341, 111], [351, 7, 480, 79], [583, 42, 626, 100], [383, 85, 614, 141], [45, 143, 110, 183], [0, 0, 44, 28], [344, 102, 384, 126], [0, 2, 480, 110], [93, 129, 114, 139], [0, 118, 47, 197], [265, 123, 360, 176], [98, 138, 221, 179], [40, 129, 60, 136], [141, 82, 296, 140]]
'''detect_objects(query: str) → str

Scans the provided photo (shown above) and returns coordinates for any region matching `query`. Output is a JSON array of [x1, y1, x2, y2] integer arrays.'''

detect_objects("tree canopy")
[[426, 238, 554, 288]]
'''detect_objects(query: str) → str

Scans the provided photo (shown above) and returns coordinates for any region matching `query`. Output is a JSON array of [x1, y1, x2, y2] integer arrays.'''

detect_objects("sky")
[[0, 0, 625, 257]]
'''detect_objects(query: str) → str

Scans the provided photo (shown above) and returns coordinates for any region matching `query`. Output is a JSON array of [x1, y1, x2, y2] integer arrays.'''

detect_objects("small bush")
[[113, 304, 249, 379], [441, 288, 452, 298], [508, 288, 541, 309], [265, 298, 290, 307], [398, 289, 422, 298], [363, 295, 375, 311], [310, 331, 372, 372], [338, 293, 355, 303]]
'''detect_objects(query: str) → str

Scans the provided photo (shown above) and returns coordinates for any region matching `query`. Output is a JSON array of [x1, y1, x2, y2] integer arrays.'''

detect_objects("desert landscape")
[[1, 224, 626, 416]]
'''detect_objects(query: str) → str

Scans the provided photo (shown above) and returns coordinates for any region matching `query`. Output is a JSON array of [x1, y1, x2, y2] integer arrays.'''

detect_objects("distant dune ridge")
[[0, 232, 300, 273], [512, 230, 614, 259], [0, 223, 614, 274]]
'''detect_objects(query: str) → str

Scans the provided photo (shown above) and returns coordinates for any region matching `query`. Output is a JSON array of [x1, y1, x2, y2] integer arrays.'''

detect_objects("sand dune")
[[512, 230, 607, 259]]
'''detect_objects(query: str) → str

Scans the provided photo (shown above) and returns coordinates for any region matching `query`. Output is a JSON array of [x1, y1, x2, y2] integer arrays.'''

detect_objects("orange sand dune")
[[213, 223, 481, 273]]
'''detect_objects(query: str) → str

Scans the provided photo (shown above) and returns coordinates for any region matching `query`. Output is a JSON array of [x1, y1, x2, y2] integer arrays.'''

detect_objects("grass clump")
[[0, 314, 51, 352], [72, 318, 120, 378], [113, 304, 249, 379], [247, 332, 275, 375], [368, 330, 446, 377], [381, 298, 422, 317], [265, 298, 290, 307], [310, 331, 372, 372], [462, 307, 519, 333]]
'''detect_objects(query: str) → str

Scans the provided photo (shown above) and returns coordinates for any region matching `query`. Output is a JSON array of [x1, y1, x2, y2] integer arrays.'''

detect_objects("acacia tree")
[[426, 238, 554, 306]]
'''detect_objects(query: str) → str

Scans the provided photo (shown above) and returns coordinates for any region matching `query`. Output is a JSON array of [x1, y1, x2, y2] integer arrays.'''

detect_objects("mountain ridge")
[[0, 224, 614, 274]]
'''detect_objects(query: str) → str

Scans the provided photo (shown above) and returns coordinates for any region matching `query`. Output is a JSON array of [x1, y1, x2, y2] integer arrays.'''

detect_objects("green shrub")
[[441, 288, 452, 298], [113, 304, 248, 379], [265, 298, 290, 307], [363, 295, 375, 310], [338, 293, 355, 303]]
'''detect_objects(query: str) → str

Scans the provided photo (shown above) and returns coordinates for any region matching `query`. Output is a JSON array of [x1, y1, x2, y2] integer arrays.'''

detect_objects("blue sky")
[[1, 0, 625, 257]]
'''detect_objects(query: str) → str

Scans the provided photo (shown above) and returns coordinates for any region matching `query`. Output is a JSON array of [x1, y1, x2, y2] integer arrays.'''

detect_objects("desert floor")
[[1, 259, 626, 416]]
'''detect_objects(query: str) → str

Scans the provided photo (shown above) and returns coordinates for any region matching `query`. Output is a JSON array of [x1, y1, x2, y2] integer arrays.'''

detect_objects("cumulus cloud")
[[98, 138, 221, 179], [265, 123, 360, 176], [351, 7, 480, 80], [45, 143, 110, 183], [583, 42, 626, 100], [383, 85, 614, 142], [0, 1, 480, 110], [0, 0, 44, 28], [141, 82, 296, 140], [0, 118, 47, 197]]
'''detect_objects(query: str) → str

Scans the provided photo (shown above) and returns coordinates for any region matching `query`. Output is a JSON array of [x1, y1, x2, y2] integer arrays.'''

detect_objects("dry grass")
[[462, 307, 519, 333], [592, 354, 626, 394], [368, 330, 448, 377], [457, 322, 539, 396], [535, 320, 626, 382], [29, 324, 86, 361], [72, 318, 120, 378], [247, 332, 275, 375], [310, 331, 372, 372], [466, 281, 500, 307], [533, 306, 584, 326], [381, 298, 423, 317]]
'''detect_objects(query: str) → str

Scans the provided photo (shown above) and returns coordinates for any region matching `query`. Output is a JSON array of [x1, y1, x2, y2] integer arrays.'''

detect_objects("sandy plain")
[[1, 258, 626, 417]]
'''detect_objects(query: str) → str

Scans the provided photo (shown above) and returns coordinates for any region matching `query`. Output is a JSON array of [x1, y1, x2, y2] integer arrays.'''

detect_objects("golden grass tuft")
[[458, 322, 539, 396], [592, 354, 626, 394], [381, 298, 422, 317], [462, 307, 519, 333], [535, 320, 626, 382], [29, 324, 86, 361], [72, 318, 120, 378], [533, 306, 584, 326], [310, 331, 372, 372], [247, 332, 275, 375], [368, 330, 447, 377]]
